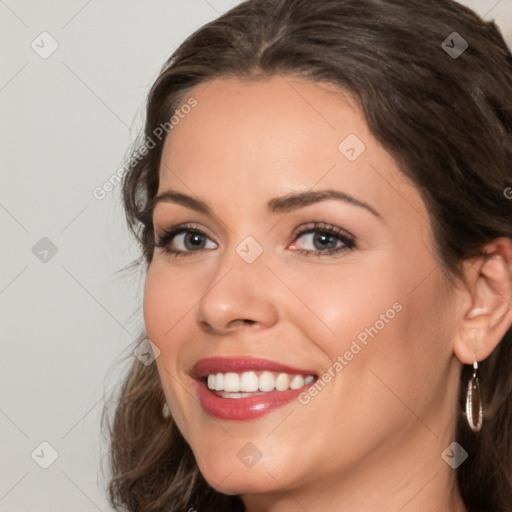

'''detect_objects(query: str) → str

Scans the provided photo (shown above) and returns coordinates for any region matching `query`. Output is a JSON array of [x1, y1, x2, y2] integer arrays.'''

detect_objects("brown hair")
[[101, 0, 512, 510]]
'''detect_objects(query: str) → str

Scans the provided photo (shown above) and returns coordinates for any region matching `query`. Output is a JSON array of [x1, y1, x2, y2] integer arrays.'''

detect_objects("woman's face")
[[144, 76, 462, 501]]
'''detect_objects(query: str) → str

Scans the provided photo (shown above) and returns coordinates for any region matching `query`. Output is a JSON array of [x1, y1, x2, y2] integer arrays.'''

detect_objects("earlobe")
[[453, 241, 512, 365]]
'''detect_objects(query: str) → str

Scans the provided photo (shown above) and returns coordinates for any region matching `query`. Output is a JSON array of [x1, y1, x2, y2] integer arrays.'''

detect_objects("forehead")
[[158, 75, 425, 223], [162, 75, 369, 169]]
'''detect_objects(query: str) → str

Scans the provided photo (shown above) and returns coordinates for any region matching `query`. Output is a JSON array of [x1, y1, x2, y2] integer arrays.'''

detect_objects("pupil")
[[315, 232, 336, 250], [186, 233, 203, 249]]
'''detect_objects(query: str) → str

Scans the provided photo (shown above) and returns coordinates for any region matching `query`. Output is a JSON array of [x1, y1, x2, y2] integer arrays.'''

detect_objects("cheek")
[[143, 263, 199, 431], [287, 263, 403, 359], [143, 262, 194, 343], [295, 257, 447, 403], [143, 266, 166, 342]]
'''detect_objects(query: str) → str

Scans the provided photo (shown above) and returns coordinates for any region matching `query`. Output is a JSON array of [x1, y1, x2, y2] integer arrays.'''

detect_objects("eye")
[[153, 221, 356, 259], [289, 222, 356, 257], [154, 223, 217, 258]]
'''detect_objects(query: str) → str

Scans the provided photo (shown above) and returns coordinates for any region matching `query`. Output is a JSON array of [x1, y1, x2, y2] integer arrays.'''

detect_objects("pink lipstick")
[[192, 357, 317, 420]]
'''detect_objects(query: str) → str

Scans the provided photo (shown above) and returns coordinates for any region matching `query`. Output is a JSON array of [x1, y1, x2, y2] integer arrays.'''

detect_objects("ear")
[[453, 237, 512, 365]]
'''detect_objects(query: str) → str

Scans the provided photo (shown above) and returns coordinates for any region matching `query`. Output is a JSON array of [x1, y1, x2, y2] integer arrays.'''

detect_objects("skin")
[[143, 75, 512, 511]]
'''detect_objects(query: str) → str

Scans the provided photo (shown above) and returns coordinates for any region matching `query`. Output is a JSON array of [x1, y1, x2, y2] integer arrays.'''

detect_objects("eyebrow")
[[152, 189, 383, 221]]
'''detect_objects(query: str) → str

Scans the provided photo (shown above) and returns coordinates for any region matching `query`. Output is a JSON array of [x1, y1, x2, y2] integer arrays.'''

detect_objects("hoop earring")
[[465, 354, 483, 432]]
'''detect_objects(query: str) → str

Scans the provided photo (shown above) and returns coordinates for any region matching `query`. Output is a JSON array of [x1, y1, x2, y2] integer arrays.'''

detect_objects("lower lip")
[[195, 379, 307, 420]]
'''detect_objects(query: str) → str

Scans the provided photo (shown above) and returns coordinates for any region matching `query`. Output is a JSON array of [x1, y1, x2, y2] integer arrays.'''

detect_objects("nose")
[[195, 251, 279, 335]]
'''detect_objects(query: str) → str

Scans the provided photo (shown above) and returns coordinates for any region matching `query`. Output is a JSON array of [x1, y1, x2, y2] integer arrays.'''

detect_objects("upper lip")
[[191, 357, 318, 379]]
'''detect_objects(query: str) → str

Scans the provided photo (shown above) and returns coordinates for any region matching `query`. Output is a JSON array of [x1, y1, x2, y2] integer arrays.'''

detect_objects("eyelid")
[[289, 222, 357, 254], [291, 221, 355, 240], [154, 222, 218, 249], [155, 222, 213, 238]]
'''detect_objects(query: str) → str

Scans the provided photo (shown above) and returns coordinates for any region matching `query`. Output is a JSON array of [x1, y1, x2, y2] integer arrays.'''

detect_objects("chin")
[[199, 462, 281, 496], [190, 440, 299, 496]]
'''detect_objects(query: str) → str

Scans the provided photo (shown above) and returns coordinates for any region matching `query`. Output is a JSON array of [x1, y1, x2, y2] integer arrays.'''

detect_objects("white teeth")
[[258, 371, 275, 392], [289, 375, 305, 390], [224, 372, 240, 392], [240, 371, 259, 392], [206, 370, 315, 393], [214, 372, 224, 391], [275, 373, 290, 391]]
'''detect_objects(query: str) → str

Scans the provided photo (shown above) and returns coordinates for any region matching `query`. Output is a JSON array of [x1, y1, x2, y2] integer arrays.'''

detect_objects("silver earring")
[[465, 354, 483, 432], [162, 401, 170, 419]]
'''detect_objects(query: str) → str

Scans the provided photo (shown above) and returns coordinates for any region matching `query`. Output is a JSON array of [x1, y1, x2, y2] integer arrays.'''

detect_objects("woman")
[[102, 0, 512, 510]]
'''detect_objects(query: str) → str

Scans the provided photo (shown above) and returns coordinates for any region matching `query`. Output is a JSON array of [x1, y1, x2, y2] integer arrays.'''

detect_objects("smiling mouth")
[[191, 357, 318, 420], [205, 371, 315, 397]]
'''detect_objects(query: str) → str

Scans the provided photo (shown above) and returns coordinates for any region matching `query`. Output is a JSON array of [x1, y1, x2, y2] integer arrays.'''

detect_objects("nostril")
[[229, 319, 257, 328]]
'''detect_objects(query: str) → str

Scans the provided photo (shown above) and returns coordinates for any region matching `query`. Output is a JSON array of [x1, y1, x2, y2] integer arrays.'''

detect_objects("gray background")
[[1, 1, 511, 510]]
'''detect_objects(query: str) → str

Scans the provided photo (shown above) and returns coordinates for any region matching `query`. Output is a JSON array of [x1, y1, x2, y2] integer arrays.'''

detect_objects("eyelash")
[[154, 222, 357, 259]]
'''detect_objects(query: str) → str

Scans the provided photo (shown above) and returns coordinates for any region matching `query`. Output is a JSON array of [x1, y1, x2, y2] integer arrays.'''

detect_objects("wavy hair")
[[101, 0, 512, 510]]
